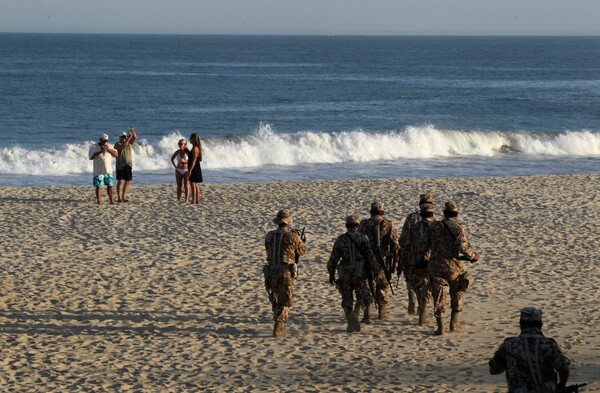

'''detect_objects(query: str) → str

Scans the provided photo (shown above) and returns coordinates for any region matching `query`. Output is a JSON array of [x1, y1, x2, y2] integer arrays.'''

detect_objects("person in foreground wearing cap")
[[423, 200, 480, 335], [89, 134, 118, 204], [359, 201, 400, 322], [114, 127, 137, 203], [264, 210, 307, 338], [399, 194, 438, 325], [489, 307, 570, 392], [327, 215, 381, 333]]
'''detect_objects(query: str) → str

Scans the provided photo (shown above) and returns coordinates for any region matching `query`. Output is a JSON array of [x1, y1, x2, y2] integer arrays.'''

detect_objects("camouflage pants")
[[268, 266, 295, 323], [430, 274, 463, 317], [405, 265, 431, 310], [335, 275, 372, 315], [370, 269, 390, 307]]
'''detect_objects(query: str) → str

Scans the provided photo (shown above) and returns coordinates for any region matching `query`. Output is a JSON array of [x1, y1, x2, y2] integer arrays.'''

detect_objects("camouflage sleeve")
[[264, 233, 272, 263], [399, 215, 411, 249], [549, 339, 571, 370], [488, 343, 507, 375], [327, 238, 341, 276], [294, 233, 307, 259], [455, 224, 476, 259], [390, 224, 400, 265]]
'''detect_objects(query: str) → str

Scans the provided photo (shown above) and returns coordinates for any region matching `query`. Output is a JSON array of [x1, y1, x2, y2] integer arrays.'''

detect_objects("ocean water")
[[0, 34, 599, 186]]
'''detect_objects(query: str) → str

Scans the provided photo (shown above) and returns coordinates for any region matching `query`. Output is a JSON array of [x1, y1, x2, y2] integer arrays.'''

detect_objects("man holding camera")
[[114, 127, 137, 203], [89, 133, 118, 205]]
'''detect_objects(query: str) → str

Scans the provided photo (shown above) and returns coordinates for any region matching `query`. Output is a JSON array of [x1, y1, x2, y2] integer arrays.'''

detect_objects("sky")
[[1, 0, 599, 35]]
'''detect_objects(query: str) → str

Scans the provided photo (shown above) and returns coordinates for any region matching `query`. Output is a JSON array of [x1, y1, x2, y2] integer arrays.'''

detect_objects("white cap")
[[121, 132, 127, 137], [100, 133, 109, 141]]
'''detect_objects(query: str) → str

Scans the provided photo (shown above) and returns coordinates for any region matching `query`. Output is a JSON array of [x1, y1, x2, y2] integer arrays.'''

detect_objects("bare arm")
[[170, 151, 179, 168], [128, 128, 137, 144]]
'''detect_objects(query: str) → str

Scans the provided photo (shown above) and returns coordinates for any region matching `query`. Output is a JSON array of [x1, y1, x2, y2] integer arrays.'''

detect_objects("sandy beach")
[[0, 174, 598, 392]]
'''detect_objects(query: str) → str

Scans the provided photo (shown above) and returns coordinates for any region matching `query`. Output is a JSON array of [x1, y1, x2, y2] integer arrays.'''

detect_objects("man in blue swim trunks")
[[89, 133, 118, 204]]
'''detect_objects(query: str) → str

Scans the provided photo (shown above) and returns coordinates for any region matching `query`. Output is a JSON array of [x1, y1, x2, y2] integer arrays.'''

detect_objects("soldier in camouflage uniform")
[[489, 307, 570, 392], [423, 200, 480, 335], [359, 201, 400, 321], [264, 209, 307, 338], [327, 215, 381, 333], [399, 196, 437, 325]]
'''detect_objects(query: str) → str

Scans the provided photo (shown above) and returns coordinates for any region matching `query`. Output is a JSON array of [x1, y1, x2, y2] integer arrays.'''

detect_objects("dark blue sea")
[[0, 34, 599, 186]]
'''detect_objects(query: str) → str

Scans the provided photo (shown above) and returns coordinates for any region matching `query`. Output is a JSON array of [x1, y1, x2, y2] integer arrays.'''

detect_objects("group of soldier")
[[263, 194, 577, 393]]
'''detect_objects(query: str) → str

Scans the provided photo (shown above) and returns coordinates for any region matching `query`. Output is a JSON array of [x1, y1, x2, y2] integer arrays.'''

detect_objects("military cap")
[[273, 209, 293, 225], [420, 203, 435, 213], [419, 193, 434, 206], [370, 201, 384, 212], [520, 307, 543, 323], [345, 215, 361, 225], [444, 200, 460, 212]]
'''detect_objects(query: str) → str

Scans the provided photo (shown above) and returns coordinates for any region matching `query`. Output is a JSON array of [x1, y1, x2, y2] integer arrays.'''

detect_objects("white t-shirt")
[[89, 144, 114, 176]]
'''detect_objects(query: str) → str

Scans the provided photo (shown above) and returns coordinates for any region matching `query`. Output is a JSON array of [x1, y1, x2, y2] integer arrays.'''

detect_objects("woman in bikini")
[[170, 138, 190, 203]]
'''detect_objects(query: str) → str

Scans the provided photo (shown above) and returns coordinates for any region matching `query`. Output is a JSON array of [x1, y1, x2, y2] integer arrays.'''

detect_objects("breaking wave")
[[0, 123, 598, 176]]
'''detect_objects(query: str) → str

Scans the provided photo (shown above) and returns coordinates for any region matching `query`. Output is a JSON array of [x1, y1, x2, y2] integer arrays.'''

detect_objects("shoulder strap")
[[441, 219, 456, 241]]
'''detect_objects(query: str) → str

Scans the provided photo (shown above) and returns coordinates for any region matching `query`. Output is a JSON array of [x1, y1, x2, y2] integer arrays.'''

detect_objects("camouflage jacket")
[[489, 328, 570, 393], [359, 215, 400, 268], [265, 227, 306, 267], [327, 230, 380, 280], [399, 211, 437, 267], [424, 217, 476, 264]]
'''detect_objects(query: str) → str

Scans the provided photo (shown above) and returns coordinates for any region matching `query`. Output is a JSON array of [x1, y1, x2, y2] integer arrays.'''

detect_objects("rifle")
[[293, 227, 306, 278], [375, 223, 394, 295], [557, 383, 588, 393]]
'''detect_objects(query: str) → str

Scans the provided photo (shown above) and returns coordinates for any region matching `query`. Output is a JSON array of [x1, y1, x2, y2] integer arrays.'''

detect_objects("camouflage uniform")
[[489, 307, 570, 393], [399, 198, 436, 320], [327, 216, 380, 332], [424, 201, 477, 333], [264, 210, 306, 338], [359, 202, 400, 317]]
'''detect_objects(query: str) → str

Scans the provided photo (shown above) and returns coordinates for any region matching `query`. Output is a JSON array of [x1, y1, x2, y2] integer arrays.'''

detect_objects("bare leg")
[[107, 186, 115, 204], [183, 173, 190, 203], [122, 180, 131, 201], [116, 179, 123, 202], [175, 171, 182, 202], [95, 187, 101, 204]]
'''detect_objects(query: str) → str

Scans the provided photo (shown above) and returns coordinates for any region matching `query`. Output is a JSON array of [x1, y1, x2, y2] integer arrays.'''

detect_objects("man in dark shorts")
[[114, 127, 137, 202]]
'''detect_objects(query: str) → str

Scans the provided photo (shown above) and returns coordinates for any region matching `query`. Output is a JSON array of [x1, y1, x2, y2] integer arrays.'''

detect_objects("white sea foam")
[[0, 124, 598, 176]]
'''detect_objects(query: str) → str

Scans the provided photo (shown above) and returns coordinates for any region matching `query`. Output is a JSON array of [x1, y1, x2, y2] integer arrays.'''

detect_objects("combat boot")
[[361, 306, 372, 324], [347, 311, 361, 333], [273, 321, 285, 338], [407, 290, 418, 315], [450, 311, 462, 331], [434, 316, 445, 335], [418, 306, 430, 326], [378, 305, 390, 321]]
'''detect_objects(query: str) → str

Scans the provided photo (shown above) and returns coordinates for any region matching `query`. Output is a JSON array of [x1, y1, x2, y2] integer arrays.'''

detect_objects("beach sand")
[[0, 174, 598, 392]]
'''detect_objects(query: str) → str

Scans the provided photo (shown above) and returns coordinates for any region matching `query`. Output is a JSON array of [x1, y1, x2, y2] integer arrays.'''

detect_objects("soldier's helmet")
[[420, 203, 435, 213], [419, 193, 434, 206], [273, 209, 293, 225], [370, 201, 385, 213], [345, 215, 361, 226], [444, 200, 460, 212], [520, 307, 543, 323]]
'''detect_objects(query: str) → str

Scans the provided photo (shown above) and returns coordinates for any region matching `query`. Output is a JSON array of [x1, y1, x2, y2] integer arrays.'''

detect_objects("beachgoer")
[[489, 307, 570, 392], [88, 133, 118, 204], [327, 215, 380, 333], [170, 138, 190, 203], [423, 200, 480, 335], [264, 209, 306, 338], [359, 201, 400, 322], [114, 127, 137, 202], [188, 133, 203, 204], [399, 193, 437, 324]]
